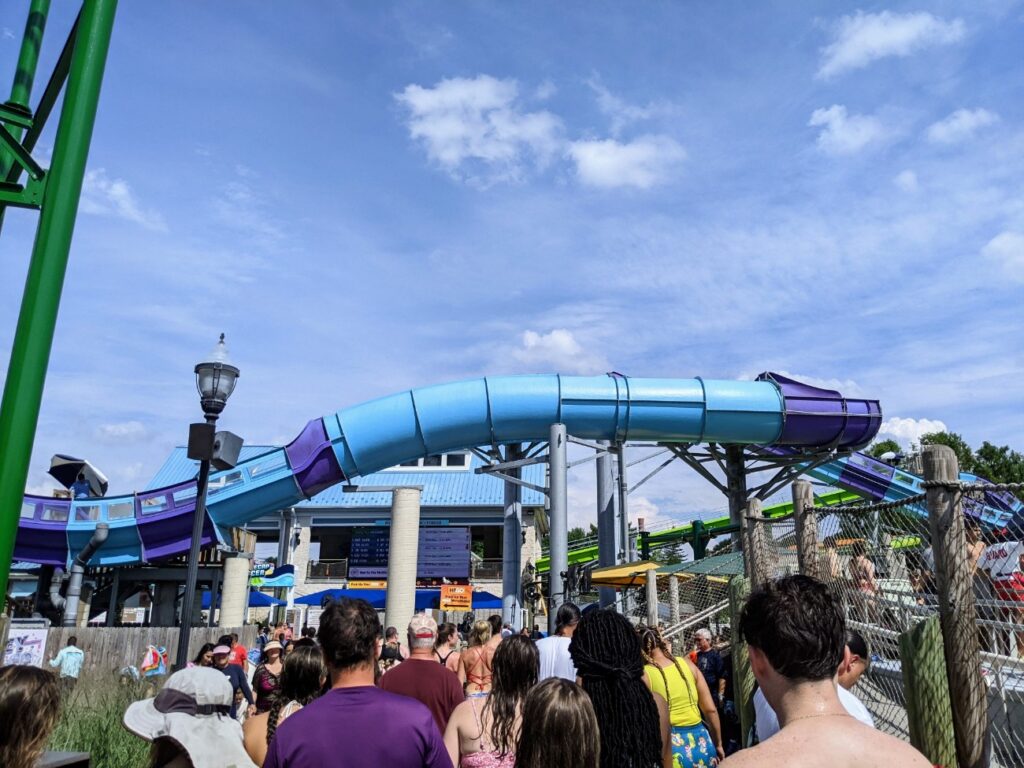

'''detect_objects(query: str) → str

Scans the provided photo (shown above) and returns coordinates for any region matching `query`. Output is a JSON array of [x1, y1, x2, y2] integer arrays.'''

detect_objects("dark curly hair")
[[317, 597, 381, 671], [739, 574, 845, 681], [569, 610, 662, 768]]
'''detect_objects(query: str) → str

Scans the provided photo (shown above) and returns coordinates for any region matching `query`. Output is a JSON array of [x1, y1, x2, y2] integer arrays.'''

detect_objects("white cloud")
[[926, 108, 999, 144], [818, 11, 966, 79], [534, 80, 557, 100], [808, 105, 888, 155], [981, 231, 1024, 282], [95, 421, 148, 441], [511, 329, 610, 375], [878, 416, 948, 447], [212, 181, 283, 241], [893, 169, 918, 192], [80, 168, 166, 231], [395, 75, 562, 185], [568, 135, 685, 189], [586, 77, 670, 136]]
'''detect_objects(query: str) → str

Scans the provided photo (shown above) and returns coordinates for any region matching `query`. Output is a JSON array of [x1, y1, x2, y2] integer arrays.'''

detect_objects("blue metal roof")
[[147, 447, 546, 509]]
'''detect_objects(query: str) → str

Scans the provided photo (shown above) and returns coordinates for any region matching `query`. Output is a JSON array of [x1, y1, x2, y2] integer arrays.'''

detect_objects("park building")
[[145, 446, 547, 617]]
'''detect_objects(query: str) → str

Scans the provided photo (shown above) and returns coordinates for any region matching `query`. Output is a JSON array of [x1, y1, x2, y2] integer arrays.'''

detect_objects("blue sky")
[[1, 2, 1021, 528]]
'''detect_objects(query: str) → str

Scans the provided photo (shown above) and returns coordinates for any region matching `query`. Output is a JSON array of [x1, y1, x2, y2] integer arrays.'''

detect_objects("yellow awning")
[[589, 560, 662, 588]]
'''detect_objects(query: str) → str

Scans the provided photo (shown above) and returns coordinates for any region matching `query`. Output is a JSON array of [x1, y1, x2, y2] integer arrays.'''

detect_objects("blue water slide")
[[14, 372, 884, 567]]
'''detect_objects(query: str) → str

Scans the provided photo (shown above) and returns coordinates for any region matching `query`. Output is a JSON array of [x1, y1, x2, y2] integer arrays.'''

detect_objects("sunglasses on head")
[[153, 688, 231, 717]]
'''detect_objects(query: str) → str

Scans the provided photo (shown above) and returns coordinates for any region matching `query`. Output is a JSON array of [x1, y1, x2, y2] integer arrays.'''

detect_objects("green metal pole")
[[692, 519, 707, 560], [0, 0, 117, 605], [0, 0, 50, 178]]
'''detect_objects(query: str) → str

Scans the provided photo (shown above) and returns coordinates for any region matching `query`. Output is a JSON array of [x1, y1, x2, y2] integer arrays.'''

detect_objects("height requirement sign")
[[349, 527, 471, 579]]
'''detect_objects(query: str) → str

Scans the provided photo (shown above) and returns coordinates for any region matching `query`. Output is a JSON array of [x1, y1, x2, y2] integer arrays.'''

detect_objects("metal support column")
[[105, 567, 119, 627], [384, 487, 421, 632], [616, 443, 633, 562], [0, 0, 50, 179], [724, 445, 747, 550], [547, 424, 568, 635], [0, 0, 118, 601], [596, 440, 618, 608], [502, 444, 523, 629]]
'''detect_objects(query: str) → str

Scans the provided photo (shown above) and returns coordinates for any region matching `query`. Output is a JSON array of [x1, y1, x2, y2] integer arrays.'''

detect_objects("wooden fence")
[[35, 625, 257, 679]]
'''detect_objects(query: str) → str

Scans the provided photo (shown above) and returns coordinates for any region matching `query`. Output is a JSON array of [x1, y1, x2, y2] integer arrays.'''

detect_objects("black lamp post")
[[174, 334, 240, 670]]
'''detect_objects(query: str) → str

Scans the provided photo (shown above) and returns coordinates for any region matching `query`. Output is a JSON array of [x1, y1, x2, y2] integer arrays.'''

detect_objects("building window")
[[384, 452, 471, 471]]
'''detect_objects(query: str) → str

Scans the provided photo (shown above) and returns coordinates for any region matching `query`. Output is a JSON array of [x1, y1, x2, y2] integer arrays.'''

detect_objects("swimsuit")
[[459, 694, 515, 768]]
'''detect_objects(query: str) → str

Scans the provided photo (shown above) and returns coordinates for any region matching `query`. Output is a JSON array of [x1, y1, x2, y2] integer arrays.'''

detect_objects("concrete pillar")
[[502, 444, 523, 629], [596, 440, 619, 608], [548, 424, 568, 635], [385, 487, 421, 632], [219, 553, 252, 628]]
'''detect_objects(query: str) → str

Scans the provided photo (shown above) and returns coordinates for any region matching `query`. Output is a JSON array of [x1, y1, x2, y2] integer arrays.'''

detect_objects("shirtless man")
[[721, 575, 929, 768]]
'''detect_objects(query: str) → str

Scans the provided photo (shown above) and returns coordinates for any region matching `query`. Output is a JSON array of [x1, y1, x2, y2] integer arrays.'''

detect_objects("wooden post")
[[923, 445, 986, 768], [899, 616, 957, 767], [729, 576, 755, 745], [668, 574, 680, 627], [746, 498, 770, 587], [646, 568, 659, 627], [792, 480, 819, 580]]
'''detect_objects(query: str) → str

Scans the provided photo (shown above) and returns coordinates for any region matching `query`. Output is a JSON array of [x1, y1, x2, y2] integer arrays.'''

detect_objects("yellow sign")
[[347, 580, 387, 589], [440, 585, 472, 611]]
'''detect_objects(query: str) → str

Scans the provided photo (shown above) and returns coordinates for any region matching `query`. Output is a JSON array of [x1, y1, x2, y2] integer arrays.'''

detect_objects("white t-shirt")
[[754, 686, 874, 741], [536, 635, 577, 682], [978, 541, 1024, 582]]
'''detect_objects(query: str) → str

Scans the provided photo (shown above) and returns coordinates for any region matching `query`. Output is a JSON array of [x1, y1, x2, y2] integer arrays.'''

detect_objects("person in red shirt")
[[379, 614, 464, 733], [219, 633, 249, 675]]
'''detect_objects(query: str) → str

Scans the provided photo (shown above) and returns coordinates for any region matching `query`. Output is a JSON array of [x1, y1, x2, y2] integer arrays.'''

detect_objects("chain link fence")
[[748, 472, 1024, 768]]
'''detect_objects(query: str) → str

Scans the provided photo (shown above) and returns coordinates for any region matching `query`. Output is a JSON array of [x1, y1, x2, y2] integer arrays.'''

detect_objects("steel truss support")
[[0, 0, 118, 602]]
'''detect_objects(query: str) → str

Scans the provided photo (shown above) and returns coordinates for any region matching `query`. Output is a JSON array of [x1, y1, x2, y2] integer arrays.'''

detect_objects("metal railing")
[[471, 558, 502, 581], [306, 559, 348, 581]]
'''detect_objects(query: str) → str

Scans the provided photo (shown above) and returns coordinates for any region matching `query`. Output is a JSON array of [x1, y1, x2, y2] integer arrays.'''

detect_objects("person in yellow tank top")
[[640, 626, 723, 768]]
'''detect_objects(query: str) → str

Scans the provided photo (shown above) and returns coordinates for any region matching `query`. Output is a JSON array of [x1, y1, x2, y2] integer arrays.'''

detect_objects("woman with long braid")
[[639, 625, 723, 767], [243, 645, 326, 766], [569, 609, 670, 768]]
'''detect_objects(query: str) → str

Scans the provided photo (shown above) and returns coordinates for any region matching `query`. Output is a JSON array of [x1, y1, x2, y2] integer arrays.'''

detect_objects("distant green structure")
[[0, 0, 118, 601]]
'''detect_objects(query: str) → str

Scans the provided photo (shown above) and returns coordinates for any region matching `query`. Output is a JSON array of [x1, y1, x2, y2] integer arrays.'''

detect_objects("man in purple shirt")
[[263, 598, 452, 768]]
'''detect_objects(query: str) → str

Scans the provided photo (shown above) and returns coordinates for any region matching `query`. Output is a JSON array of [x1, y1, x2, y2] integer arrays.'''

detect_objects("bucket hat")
[[123, 667, 256, 768]]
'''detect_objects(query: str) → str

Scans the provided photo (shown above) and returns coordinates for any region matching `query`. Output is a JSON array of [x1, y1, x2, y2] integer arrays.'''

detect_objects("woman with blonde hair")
[[514, 678, 599, 768], [0, 666, 62, 768], [639, 625, 723, 768], [459, 619, 495, 694]]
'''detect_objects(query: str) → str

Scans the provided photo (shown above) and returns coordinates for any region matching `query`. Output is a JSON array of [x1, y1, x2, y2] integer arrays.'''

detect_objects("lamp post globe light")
[[174, 334, 240, 670]]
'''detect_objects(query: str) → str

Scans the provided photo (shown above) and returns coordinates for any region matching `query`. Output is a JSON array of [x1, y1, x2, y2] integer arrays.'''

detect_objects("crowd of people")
[[0, 574, 937, 768]]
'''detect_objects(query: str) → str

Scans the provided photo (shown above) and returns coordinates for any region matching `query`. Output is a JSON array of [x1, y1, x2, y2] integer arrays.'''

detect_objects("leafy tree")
[[973, 442, 1024, 500], [919, 431, 976, 473], [868, 439, 901, 459]]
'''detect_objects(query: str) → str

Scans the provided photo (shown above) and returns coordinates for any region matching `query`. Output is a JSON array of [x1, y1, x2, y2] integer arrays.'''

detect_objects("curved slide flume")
[[14, 372, 881, 568]]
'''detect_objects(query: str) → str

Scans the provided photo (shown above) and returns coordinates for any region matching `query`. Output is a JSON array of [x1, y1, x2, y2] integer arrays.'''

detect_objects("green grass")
[[48, 678, 151, 768]]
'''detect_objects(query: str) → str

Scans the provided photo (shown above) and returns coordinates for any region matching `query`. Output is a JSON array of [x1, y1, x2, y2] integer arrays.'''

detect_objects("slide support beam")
[[0, 0, 117, 602], [501, 444, 523, 629], [547, 424, 568, 634]]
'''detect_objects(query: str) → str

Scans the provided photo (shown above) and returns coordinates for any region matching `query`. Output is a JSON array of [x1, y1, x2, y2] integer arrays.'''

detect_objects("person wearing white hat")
[[123, 666, 257, 768]]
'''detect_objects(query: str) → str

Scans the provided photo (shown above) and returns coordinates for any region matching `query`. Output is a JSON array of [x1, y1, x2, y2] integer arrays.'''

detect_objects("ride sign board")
[[440, 585, 472, 611], [349, 526, 471, 579]]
